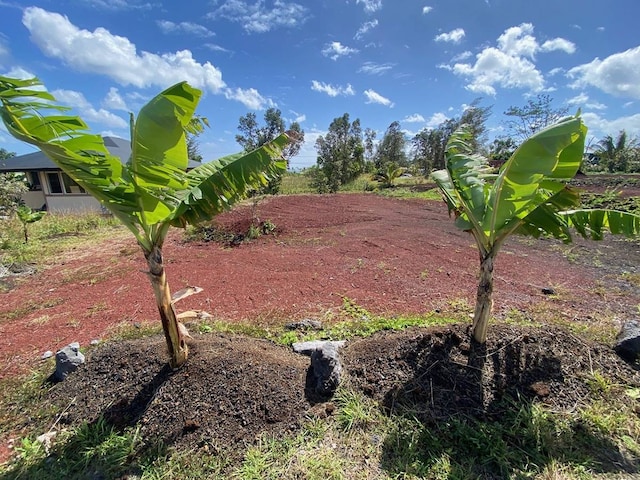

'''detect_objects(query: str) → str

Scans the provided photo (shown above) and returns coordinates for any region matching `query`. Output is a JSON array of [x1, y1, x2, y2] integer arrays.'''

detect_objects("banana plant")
[[433, 114, 640, 345], [0, 76, 288, 368], [16, 205, 46, 243]]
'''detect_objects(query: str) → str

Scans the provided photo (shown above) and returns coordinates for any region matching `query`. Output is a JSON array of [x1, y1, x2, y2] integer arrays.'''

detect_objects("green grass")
[[0, 212, 122, 266], [2, 309, 639, 479]]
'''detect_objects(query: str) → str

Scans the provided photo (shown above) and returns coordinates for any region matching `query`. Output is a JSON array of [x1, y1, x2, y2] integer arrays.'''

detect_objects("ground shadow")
[[368, 327, 639, 478]]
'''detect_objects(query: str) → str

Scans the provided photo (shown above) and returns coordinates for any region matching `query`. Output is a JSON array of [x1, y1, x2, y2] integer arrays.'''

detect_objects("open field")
[[1, 192, 639, 478]]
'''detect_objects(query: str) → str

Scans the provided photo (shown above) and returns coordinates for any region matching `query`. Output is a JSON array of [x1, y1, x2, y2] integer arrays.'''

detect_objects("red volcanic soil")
[[1, 193, 639, 379]]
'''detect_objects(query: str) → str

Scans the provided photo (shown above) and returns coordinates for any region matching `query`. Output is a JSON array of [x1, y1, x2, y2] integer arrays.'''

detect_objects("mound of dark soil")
[[343, 323, 640, 421], [48, 334, 311, 457], [45, 323, 640, 465]]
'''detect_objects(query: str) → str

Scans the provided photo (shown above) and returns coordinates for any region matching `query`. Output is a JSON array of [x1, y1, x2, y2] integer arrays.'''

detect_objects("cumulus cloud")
[[567, 46, 640, 99], [356, 0, 382, 13], [541, 38, 576, 54], [434, 28, 465, 44], [582, 111, 640, 138], [403, 113, 425, 123], [354, 19, 378, 40], [157, 20, 215, 37], [22, 7, 226, 93], [322, 41, 358, 60], [53, 89, 128, 128], [224, 87, 275, 110], [358, 61, 393, 75], [2, 66, 36, 80], [311, 80, 355, 97], [422, 6, 433, 14], [426, 112, 448, 128], [363, 89, 394, 107], [208, 0, 308, 33], [447, 23, 574, 96], [102, 87, 128, 111]]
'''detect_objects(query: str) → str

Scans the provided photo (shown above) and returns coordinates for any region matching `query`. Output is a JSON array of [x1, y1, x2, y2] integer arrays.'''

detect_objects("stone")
[[41, 350, 53, 360], [90, 339, 101, 346], [311, 343, 343, 396], [285, 319, 323, 331], [293, 340, 346, 396], [541, 287, 556, 295], [54, 342, 85, 381], [292, 340, 345, 356], [615, 320, 640, 362]]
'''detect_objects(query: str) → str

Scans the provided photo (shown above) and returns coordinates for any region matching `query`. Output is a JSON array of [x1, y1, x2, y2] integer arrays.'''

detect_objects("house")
[[0, 137, 200, 214]]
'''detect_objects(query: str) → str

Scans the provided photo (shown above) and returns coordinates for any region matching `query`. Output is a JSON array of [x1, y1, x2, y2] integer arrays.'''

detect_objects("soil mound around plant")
[[343, 323, 640, 421], [46, 334, 311, 456], [42, 323, 640, 473]]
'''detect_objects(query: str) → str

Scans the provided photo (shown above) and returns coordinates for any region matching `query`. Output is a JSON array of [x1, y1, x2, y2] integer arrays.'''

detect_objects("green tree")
[[504, 94, 568, 142], [412, 99, 490, 173], [315, 113, 364, 193], [594, 130, 637, 173], [0, 148, 28, 216], [363, 127, 377, 172], [487, 137, 517, 166], [1, 76, 288, 368], [374, 121, 408, 169], [433, 114, 640, 346], [236, 108, 304, 193]]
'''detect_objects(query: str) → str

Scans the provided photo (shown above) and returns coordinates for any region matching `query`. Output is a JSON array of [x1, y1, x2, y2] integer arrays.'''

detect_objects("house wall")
[[21, 190, 46, 210], [44, 195, 103, 213]]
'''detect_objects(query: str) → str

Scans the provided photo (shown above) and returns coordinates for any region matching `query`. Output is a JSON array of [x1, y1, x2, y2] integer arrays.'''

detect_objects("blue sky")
[[1, 0, 639, 169]]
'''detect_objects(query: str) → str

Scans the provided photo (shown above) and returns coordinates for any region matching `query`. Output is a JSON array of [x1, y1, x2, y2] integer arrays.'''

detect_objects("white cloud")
[[322, 41, 358, 61], [434, 28, 465, 44], [157, 20, 215, 38], [566, 92, 589, 106], [224, 87, 275, 110], [582, 112, 640, 138], [358, 61, 393, 75], [204, 43, 232, 54], [567, 46, 640, 99], [548, 67, 564, 76], [363, 89, 394, 107], [208, 0, 308, 33], [422, 6, 433, 14], [356, 0, 382, 13], [22, 7, 226, 93], [448, 23, 574, 96], [426, 112, 448, 128], [289, 110, 306, 123], [451, 51, 472, 62], [1, 67, 35, 80], [102, 87, 128, 111], [311, 80, 355, 97], [566, 94, 606, 111], [76, 0, 155, 11], [541, 38, 576, 54], [354, 19, 378, 40], [403, 113, 425, 123], [497, 24, 537, 57], [52, 89, 128, 128]]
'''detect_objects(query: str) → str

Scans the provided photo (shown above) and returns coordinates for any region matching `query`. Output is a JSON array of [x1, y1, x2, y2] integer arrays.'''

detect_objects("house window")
[[45, 172, 85, 194], [46, 172, 63, 194], [27, 172, 42, 191]]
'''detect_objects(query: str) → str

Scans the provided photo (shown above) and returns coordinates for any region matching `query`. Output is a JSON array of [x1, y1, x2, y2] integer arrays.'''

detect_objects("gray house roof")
[[0, 136, 201, 171]]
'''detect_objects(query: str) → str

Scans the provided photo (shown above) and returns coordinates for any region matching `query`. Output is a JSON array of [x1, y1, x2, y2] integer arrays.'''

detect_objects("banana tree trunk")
[[144, 245, 188, 368], [471, 249, 495, 344]]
